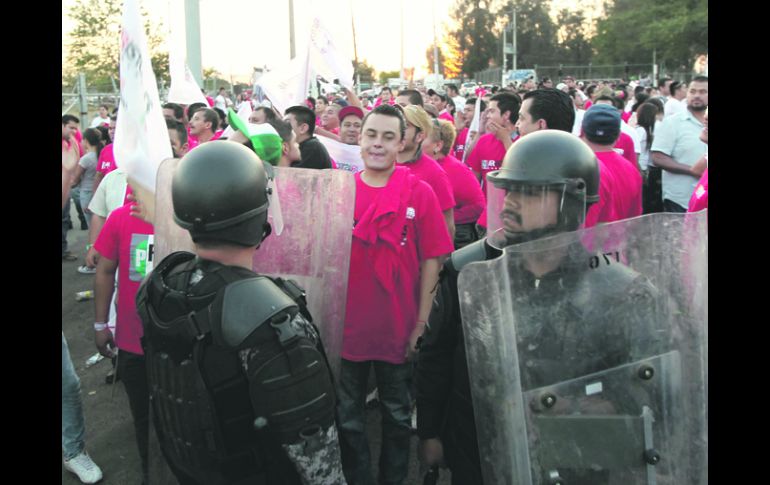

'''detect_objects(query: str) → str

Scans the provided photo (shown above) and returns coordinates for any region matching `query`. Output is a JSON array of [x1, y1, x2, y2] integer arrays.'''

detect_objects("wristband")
[[94, 322, 108, 331]]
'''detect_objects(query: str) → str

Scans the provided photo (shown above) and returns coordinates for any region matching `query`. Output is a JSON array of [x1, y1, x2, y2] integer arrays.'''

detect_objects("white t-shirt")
[[635, 125, 651, 171], [620, 120, 641, 154], [664, 98, 685, 118], [215, 94, 228, 112], [452, 96, 466, 112], [572, 109, 585, 137], [88, 167, 127, 218], [90, 116, 110, 128]]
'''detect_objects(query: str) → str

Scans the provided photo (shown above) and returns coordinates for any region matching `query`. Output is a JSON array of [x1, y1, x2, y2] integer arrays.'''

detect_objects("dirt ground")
[[61, 204, 452, 485]]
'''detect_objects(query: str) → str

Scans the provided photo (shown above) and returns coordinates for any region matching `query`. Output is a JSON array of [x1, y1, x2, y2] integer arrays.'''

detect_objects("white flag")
[[114, 0, 173, 194], [316, 136, 364, 173], [256, 48, 310, 115], [221, 100, 253, 138], [308, 16, 354, 89], [462, 97, 482, 165]]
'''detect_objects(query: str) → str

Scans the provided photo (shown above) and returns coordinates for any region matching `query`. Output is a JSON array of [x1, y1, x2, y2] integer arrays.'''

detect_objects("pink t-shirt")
[[453, 127, 469, 160], [437, 154, 485, 224], [597, 150, 642, 219], [465, 133, 508, 196], [343, 169, 453, 364], [398, 152, 456, 212], [439, 111, 455, 124], [94, 204, 154, 355], [206, 95, 215, 107], [614, 131, 638, 168], [96, 143, 116, 176], [688, 168, 708, 212], [584, 157, 618, 228]]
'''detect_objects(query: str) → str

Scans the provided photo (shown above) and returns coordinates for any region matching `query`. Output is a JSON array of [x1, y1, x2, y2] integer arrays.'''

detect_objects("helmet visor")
[[487, 181, 587, 250]]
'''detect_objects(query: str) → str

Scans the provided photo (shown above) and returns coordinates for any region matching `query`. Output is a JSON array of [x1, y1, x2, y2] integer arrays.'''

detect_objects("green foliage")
[[497, 0, 561, 68], [378, 70, 401, 84], [64, 0, 170, 87], [353, 59, 376, 84], [593, 0, 707, 69], [425, 45, 445, 75], [448, 0, 499, 76], [555, 9, 594, 65]]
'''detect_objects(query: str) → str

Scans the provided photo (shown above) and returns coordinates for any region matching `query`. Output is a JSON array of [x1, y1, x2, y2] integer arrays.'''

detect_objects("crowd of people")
[[62, 73, 708, 485]]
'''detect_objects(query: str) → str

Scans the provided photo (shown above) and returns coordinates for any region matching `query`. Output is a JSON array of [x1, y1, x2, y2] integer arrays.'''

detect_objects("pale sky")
[[62, 0, 604, 83]]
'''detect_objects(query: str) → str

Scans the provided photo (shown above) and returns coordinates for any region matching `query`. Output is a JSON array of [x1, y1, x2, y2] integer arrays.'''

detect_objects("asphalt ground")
[[61, 203, 452, 485]]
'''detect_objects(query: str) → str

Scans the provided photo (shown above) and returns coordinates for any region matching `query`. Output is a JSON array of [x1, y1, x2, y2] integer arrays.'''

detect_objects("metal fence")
[[474, 63, 700, 87]]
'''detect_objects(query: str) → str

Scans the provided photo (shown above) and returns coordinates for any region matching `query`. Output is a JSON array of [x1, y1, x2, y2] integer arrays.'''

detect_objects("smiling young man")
[[337, 104, 453, 485]]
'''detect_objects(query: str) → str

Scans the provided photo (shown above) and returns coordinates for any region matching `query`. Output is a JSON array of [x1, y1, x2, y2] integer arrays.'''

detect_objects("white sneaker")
[[63, 451, 103, 483], [77, 265, 97, 275]]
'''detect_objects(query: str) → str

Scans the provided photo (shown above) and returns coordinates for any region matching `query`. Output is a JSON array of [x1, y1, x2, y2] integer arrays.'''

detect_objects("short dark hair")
[[255, 107, 277, 122], [163, 102, 184, 121], [62, 114, 79, 125], [199, 108, 220, 132], [658, 77, 671, 89], [267, 119, 294, 144], [522, 88, 575, 133], [594, 94, 620, 109], [362, 104, 406, 141], [187, 102, 207, 119], [285, 105, 317, 136], [306, 96, 316, 110], [490, 92, 522, 123], [465, 97, 487, 112], [166, 118, 188, 145], [396, 89, 423, 107], [213, 107, 227, 126], [444, 83, 459, 95], [99, 104, 109, 110], [691, 75, 709, 84], [380, 87, 392, 95]]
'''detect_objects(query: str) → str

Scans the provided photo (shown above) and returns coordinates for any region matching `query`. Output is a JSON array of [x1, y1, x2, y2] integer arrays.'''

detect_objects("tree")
[[441, 29, 464, 80], [425, 45, 445, 75], [64, 0, 169, 87], [497, 0, 561, 69], [353, 59, 376, 84], [378, 70, 401, 84], [592, 0, 707, 71], [555, 9, 594, 65], [447, 0, 498, 77]]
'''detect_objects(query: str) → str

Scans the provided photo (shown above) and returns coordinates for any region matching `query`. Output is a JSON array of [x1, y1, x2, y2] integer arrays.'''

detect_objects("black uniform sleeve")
[[416, 265, 460, 440]]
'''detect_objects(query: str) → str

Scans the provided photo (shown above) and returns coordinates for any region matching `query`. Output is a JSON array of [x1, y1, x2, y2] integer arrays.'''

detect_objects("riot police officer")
[[136, 141, 346, 484], [416, 129, 705, 485]]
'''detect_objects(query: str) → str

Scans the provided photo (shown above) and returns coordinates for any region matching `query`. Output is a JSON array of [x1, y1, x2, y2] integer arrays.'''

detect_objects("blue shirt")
[[651, 109, 706, 208]]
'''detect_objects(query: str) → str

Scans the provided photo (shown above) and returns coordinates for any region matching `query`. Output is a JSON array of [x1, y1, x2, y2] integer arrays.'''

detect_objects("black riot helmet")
[[485, 129, 599, 249], [172, 141, 273, 247]]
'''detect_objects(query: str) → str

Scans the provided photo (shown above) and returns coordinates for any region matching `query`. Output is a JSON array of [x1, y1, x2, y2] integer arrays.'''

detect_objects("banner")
[[317, 135, 364, 173], [462, 94, 482, 164], [114, 0, 173, 195], [256, 48, 311, 115], [308, 16, 354, 89]]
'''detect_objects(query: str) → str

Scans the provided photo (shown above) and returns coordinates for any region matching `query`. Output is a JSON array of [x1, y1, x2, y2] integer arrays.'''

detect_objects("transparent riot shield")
[[458, 212, 707, 485], [155, 158, 355, 377]]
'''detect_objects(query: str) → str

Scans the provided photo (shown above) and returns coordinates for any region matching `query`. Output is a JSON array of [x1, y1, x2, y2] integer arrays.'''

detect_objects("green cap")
[[227, 108, 283, 165]]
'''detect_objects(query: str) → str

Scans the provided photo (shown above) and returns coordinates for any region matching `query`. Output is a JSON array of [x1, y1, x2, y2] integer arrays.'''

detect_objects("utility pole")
[[289, 0, 296, 59], [351, 0, 358, 65], [502, 21, 507, 86], [400, 0, 404, 80], [184, 0, 202, 86], [512, 7, 517, 73], [432, 0, 439, 88]]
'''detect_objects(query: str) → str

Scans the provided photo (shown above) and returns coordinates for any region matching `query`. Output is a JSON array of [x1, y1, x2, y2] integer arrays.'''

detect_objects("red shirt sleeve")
[[414, 181, 454, 261], [94, 206, 123, 261]]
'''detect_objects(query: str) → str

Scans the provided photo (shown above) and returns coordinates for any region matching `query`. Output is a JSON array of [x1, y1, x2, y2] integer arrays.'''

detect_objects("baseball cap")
[[227, 108, 283, 165], [427, 88, 447, 101], [338, 106, 364, 122], [402, 105, 433, 135], [581, 104, 620, 145]]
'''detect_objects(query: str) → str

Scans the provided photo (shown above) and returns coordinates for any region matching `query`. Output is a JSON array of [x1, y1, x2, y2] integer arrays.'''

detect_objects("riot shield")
[[458, 212, 707, 485], [155, 158, 355, 377]]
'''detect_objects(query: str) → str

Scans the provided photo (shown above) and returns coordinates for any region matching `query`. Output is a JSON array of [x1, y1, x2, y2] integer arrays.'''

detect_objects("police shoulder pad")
[[220, 277, 298, 348]]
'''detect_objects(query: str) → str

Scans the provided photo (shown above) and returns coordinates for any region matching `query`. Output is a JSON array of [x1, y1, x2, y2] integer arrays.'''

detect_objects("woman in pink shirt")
[[422, 118, 485, 248]]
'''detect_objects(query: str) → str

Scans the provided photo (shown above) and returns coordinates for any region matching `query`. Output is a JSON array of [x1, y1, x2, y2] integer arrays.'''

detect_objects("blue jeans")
[[62, 201, 70, 256], [337, 359, 412, 485], [62, 332, 86, 460]]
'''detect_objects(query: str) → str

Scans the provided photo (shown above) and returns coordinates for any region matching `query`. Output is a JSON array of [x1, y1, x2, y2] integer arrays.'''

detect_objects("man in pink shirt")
[[688, 108, 708, 213], [398, 105, 457, 240], [466, 92, 521, 194], [93, 116, 117, 194], [338, 104, 453, 485], [188, 108, 219, 145], [581, 104, 642, 225], [427, 89, 454, 123], [93, 193, 154, 484]]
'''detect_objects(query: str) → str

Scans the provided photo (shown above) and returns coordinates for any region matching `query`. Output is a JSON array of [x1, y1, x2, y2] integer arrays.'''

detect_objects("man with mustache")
[[415, 130, 605, 484]]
